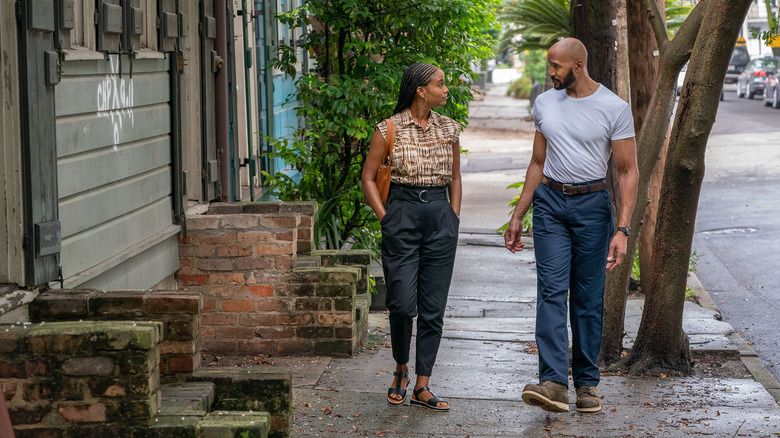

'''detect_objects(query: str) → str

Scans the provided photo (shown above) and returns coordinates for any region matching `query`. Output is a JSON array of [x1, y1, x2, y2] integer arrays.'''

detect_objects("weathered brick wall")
[[177, 202, 370, 356], [0, 321, 162, 436], [29, 291, 201, 375]]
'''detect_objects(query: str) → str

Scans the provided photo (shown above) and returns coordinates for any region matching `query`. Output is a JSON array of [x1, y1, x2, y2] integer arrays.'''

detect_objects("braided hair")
[[392, 63, 440, 115]]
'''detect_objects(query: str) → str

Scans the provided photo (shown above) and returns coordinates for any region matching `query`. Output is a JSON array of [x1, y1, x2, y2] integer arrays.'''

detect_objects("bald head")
[[546, 38, 596, 92], [549, 38, 588, 65]]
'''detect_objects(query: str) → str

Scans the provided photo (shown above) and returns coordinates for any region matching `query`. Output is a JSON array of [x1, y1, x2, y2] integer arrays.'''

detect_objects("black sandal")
[[387, 371, 409, 406], [410, 385, 450, 411]]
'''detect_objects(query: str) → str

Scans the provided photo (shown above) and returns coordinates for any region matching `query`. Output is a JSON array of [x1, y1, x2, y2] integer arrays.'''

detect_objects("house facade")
[[0, 0, 304, 294]]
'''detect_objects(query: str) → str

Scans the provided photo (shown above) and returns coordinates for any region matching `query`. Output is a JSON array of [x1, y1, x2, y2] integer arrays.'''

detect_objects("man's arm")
[[504, 130, 547, 253], [606, 136, 639, 270]]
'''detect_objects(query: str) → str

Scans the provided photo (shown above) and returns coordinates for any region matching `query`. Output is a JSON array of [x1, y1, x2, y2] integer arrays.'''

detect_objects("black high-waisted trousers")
[[380, 183, 459, 376]]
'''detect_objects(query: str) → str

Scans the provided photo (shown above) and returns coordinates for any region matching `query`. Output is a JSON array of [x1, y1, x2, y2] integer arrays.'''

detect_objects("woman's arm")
[[448, 138, 462, 217], [361, 128, 389, 220]]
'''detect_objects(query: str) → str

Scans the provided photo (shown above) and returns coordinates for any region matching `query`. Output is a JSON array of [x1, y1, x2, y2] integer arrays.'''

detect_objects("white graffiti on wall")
[[96, 55, 135, 150]]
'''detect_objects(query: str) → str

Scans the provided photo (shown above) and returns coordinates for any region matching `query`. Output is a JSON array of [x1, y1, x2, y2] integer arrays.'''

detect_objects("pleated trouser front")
[[381, 185, 459, 376], [532, 183, 614, 388]]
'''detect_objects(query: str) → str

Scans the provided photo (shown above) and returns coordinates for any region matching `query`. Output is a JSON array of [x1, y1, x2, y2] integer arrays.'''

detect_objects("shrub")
[[264, 0, 500, 258], [507, 75, 533, 99]]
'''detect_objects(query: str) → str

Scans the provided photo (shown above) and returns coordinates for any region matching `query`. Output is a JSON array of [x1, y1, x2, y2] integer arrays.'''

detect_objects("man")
[[504, 38, 638, 413]]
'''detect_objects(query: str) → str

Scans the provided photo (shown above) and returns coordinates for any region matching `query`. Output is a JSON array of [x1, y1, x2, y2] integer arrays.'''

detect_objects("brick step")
[[186, 368, 292, 438], [150, 411, 270, 438], [159, 381, 216, 416], [198, 411, 270, 437], [293, 255, 321, 268], [151, 382, 271, 437]]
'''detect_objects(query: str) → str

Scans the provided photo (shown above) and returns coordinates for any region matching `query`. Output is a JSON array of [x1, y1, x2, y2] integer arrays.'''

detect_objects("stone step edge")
[[158, 381, 216, 416], [152, 410, 271, 437]]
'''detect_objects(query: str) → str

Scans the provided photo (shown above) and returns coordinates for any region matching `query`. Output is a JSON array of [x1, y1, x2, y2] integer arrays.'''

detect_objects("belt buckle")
[[418, 189, 429, 203], [561, 184, 575, 195]]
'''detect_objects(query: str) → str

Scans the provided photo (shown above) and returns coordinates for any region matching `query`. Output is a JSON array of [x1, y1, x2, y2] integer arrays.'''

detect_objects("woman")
[[361, 63, 462, 411]]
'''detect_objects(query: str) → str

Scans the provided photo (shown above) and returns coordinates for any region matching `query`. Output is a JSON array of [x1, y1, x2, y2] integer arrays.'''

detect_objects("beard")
[[552, 68, 576, 90]]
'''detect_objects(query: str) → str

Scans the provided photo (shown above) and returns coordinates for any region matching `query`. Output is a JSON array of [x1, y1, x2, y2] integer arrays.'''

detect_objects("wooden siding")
[[76, 233, 180, 290], [56, 55, 179, 287], [0, 0, 25, 285]]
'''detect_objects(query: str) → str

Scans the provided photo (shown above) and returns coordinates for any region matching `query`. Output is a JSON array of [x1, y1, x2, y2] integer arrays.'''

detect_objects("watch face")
[[619, 227, 631, 236]]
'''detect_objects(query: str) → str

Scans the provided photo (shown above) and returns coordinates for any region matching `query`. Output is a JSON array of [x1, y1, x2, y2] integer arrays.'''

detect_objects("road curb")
[[689, 272, 780, 403]]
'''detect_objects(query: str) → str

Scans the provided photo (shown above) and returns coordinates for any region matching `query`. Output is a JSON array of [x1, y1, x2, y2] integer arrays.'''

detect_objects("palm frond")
[[497, 0, 570, 52]]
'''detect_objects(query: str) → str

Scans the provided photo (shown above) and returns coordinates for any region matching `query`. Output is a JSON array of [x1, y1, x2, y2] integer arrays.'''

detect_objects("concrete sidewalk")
[[287, 84, 780, 437]]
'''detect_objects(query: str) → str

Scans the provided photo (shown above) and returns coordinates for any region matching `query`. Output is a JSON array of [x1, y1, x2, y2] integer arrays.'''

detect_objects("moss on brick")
[[186, 368, 291, 436], [315, 340, 353, 355], [197, 411, 270, 438]]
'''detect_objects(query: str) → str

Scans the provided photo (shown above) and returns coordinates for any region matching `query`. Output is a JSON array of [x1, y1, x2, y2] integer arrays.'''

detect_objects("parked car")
[[725, 39, 750, 84], [736, 56, 779, 99], [763, 72, 780, 108]]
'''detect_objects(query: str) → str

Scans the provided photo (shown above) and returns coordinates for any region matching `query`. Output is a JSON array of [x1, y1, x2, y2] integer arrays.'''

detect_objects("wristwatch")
[[617, 226, 632, 236]]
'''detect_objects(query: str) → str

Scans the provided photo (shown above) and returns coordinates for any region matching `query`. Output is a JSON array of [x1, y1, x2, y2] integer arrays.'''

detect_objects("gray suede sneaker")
[[521, 381, 569, 412], [575, 386, 602, 413]]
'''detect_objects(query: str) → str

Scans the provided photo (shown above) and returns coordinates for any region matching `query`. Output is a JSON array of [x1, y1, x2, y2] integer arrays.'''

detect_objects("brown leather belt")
[[542, 176, 607, 195]]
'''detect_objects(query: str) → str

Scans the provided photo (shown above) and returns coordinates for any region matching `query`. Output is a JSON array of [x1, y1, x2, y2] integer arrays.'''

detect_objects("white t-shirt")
[[533, 84, 635, 183]]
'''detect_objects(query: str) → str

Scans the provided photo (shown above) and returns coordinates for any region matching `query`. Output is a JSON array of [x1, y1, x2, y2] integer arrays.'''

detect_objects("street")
[[694, 85, 780, 383]]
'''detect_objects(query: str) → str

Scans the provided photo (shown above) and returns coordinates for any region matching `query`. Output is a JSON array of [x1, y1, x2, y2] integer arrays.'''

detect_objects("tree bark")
[[639, 127, 668, 299], [600, 0, 665, 366], [625, 0, 753, 376], [570, 0, 618, 92], [599, 0, 705, 368], [615, 0, 630, 102]]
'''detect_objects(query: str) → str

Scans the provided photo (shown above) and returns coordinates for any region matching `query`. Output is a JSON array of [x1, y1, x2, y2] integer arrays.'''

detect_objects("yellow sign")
[[768, 34, 780, 48], [736, 37, 747, 46]]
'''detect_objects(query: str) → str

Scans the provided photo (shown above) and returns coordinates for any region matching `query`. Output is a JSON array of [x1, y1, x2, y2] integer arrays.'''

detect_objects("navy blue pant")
[[532, 182, 614, 388], [381, 184, 459, 376]]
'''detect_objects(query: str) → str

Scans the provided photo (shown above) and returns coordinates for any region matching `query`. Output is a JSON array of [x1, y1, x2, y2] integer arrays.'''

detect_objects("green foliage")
[[522, 49, 548, 84], [264, 0, 499, 257], [665, 0, 695, 38], [506, 50, 545, 99], [497, 0, 570, 53], [751, 17, 779, 47], [507, 75, 533, 99], [630, 249, 700, 282], [497, 181, 533, 234], [688, 250, 699, 273], [631, 251, 641, 281]]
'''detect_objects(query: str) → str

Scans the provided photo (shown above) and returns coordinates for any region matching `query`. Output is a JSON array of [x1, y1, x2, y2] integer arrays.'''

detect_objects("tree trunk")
[[600, 0, 706, 369], [625, 0, 753, 376], [638, 128, 668, 297], [615, 0, 630, 102], [570, 0, 618, 92], [600, 0, 665, 366]]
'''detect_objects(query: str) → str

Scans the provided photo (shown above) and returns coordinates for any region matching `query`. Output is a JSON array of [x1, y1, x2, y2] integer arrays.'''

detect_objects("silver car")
[[736, 56, 779, 99], [763, 71, 780, 108]]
